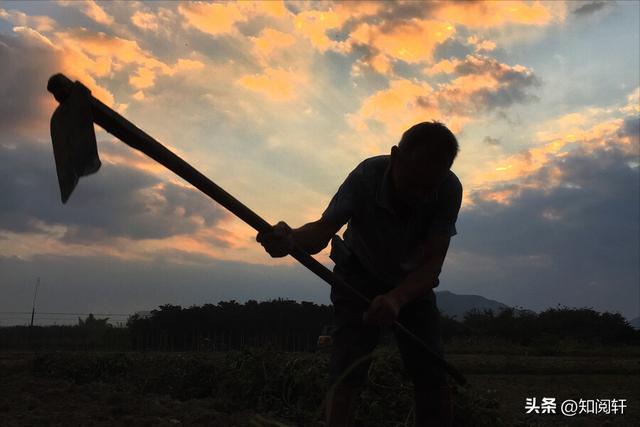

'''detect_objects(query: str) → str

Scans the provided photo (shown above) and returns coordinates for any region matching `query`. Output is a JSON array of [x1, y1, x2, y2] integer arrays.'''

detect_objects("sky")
[[0, 0, 638, 325]]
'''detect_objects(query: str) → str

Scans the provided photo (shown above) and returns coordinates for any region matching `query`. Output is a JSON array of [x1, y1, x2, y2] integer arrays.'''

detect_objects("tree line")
[[0, 300, 637, 351], [127, 298, 333, 352]]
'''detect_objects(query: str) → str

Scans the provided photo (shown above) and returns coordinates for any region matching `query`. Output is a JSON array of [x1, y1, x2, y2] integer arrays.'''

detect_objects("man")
[[257, 121, 463, 427]]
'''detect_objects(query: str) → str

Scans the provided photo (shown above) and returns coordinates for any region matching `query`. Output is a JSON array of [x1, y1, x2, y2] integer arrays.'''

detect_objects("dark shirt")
[[321, 155, 463, 288]]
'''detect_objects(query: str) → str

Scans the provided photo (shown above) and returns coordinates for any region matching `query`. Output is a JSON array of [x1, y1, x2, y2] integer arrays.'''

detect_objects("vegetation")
[[1, 302, 639, 426], [2, 301, 638, 353], [5, 348, 637, 426], [127, 299, 332, 352], [460, 306, 639, 346], [28, 348, 508, 426]]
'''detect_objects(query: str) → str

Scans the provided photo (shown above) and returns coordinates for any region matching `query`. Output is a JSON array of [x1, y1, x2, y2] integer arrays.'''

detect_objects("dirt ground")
[[1, 352, 638, 427], [0, 353, 289, 427]]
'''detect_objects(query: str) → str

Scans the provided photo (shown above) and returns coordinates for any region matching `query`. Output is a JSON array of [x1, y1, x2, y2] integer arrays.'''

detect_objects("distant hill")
[[435, 290, 510, 320], [630, 317, 640, 330]]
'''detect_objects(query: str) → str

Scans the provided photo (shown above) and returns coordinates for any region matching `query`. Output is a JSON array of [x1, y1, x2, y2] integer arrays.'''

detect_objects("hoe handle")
[[47, 73, 467, 386]]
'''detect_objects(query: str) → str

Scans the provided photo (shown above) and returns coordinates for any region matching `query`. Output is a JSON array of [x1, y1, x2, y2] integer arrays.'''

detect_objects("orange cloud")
[[368, 53, 392, 75], [467, 35, 497, 52], [243, 0, 289, 19], [350, 19, 456, 65], [424, 58, 461, 75], [468, 91, 638, 207], [433, 0, 565, 28], [100, 142, 165, 176], [48, 28, 206, 105], [348, 54, 538, 153], [179, 1, 289, 37], [130, 7, 176, 35], [129, 66, 156, 89], [293, 2, 381, 53], [168, 58, 205, 75], [131, 11, 159, 31], [294, 10, 348, 52], [237, 67, 306, 102], [178, 2, 246, 36], [289, 1, 560, 73], [346, 79, 470, 153], [51, 29, 169, 104], [251, 28, 296, 63]]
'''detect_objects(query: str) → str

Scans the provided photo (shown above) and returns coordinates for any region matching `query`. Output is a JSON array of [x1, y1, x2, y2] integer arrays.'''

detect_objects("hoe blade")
[[50, 82, 101, 203]]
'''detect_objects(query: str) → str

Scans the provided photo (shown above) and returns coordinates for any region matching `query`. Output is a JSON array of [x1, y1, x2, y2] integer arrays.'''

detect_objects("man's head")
[[389, 121, 459, 208]]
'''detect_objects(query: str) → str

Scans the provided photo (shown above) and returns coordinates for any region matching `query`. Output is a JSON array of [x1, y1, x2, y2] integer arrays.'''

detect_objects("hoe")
[[46, 73, 467, 386]]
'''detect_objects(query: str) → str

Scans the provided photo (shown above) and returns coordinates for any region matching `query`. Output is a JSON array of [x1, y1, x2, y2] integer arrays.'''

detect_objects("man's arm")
[[363, 231, 451, 325], [257, 160, 365, 258], [292, 217, 342, 254], [389, 231, 451, 306], [257, 217, 341, 257]]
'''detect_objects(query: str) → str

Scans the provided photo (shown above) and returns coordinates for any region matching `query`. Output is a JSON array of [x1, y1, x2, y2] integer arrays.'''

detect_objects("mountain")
[[435, 290, 511, 320]]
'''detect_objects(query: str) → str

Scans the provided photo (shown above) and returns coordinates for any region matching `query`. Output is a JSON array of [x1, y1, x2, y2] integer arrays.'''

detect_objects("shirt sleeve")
[[428, 173, 463, 237], [321, 162, 365, 227]]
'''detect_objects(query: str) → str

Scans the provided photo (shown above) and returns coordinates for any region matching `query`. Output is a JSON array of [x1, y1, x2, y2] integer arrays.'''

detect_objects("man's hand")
[[256, 221, 294, 258], [362, 293, 402, 327]]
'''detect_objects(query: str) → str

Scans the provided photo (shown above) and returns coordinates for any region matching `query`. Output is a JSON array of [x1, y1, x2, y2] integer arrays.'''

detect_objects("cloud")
[[59, 0, 114, 26], [250, 27, 296, 64], [178, 1, 289, 37], [292, 2, 381, 53], [466, 88, 640, 211], [618, 115, 640, 139], [0, 8, 56, 31], [432, 37, 475, 61], [0, 252, 329, 321], [451, 143, 638, 316], [483, 136, 501, 146], [573, 1, 608, 17], [178, 1, 246, 37], [467, 35, 497, 52], [237, 67, 306, 102], [433, 0, 565, 28], [619, 86, 640, 115], [0, 30, 60, 137], [435, 54, 541, 114], [131, 10, 161, 32], [49, 28, 165, 105], [22, 26, 205, 107], [0, 140, 229, 243], [348, 19, 456, 67], [347, 55, 540, 151], [345, 79, 466, 153]]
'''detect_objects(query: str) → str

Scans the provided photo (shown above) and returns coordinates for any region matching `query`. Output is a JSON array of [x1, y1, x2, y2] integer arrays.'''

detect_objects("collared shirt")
[[321, 155, 463, 288]]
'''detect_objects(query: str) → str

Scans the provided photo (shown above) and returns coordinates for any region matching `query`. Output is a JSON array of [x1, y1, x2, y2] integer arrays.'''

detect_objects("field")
[[1, 346, 639, 427]]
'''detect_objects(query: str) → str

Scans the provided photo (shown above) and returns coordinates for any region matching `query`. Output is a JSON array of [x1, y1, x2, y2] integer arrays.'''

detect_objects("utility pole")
[[30, 277, 40, 327]]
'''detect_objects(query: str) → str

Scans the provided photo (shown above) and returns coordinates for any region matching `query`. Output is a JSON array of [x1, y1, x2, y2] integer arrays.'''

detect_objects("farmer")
[[257, 121, 462, 427]]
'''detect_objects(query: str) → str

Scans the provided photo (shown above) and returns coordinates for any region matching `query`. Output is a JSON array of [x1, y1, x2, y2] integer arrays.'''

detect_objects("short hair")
[[397, 121, 459, 167]]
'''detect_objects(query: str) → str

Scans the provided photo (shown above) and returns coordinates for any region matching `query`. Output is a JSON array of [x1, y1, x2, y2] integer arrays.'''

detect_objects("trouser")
[[327, 259, 447, 388]]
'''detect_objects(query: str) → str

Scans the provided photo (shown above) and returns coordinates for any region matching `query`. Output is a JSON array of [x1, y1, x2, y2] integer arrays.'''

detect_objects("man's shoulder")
[[354, 155, 389, 179], [442, 170, 463, 194], [436, 170, 463, 204]]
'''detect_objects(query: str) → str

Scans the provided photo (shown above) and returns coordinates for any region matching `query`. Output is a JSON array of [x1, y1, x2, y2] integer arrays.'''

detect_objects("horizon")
[[1, 287, 635, 327], [1, 1, 639, 325]]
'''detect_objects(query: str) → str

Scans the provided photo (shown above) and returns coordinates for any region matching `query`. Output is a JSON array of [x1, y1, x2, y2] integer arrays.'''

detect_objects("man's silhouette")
[[257, 121, 463, 427]]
